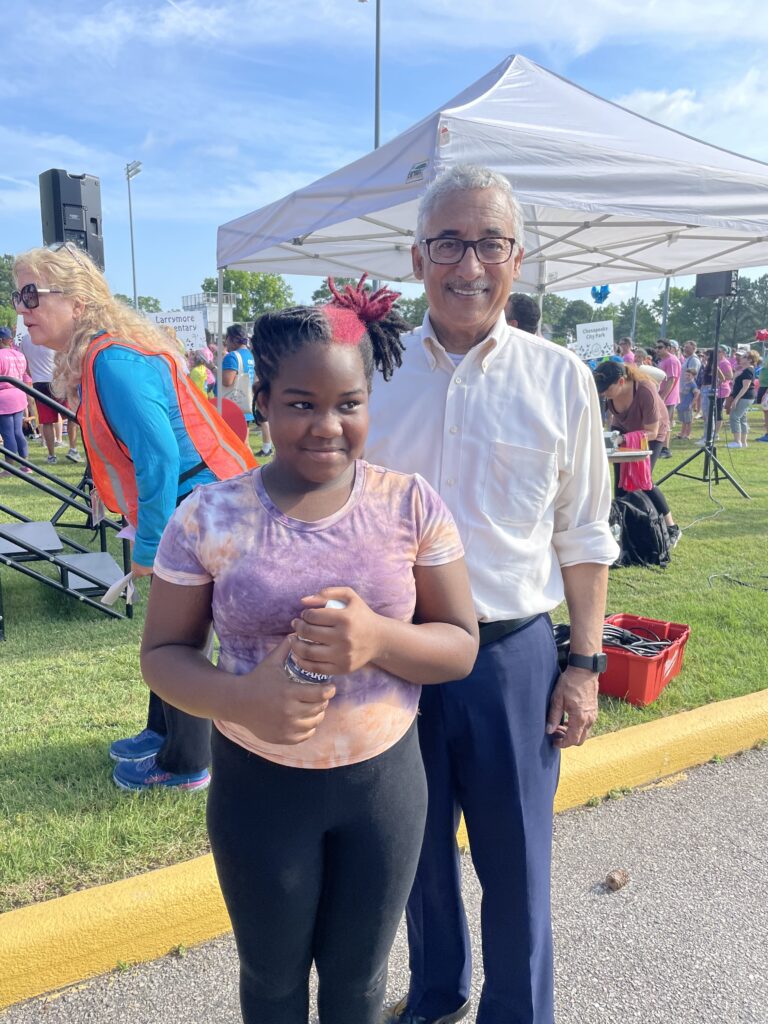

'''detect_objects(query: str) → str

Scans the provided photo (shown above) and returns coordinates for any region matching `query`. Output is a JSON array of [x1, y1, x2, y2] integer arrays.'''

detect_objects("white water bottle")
[[284, 599, 347, 685]]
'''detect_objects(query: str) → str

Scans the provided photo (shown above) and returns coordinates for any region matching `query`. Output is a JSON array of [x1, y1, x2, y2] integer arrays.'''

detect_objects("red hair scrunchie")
[[323, 273, 402, 344]]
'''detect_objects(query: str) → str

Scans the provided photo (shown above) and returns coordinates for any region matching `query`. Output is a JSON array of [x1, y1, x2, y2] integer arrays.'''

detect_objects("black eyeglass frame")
[[11, 283, 65, 310], [420, 236, 517, 266]]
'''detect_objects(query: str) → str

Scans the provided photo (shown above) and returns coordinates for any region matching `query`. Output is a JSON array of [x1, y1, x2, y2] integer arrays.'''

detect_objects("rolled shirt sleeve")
[[551, 366, 619, 568]]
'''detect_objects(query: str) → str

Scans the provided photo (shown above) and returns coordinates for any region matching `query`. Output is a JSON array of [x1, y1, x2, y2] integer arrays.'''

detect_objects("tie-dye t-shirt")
[[153, 460, 464, 769]]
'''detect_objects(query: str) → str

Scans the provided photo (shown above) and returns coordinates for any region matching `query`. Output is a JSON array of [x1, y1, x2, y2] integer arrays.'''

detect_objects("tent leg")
[[217, 269, 224, 414]]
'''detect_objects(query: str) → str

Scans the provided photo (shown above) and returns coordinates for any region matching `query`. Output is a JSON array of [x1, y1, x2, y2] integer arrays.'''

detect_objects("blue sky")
[[2, 0, 767, 312]]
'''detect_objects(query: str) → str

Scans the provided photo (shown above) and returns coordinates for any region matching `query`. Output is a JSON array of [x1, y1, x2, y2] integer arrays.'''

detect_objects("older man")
[[681, 339, 701, 377], [367, 165, 618, 1024]]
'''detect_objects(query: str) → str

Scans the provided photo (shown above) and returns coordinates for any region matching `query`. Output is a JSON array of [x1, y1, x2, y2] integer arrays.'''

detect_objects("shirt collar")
[[419, 310, 511, 374]]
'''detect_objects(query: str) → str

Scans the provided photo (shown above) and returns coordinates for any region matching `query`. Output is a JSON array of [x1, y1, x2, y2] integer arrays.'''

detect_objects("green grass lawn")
[[1, 414, 767, 912]]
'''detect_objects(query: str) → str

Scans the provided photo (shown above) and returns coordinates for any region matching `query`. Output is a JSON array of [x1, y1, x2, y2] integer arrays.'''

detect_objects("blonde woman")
[[13, 243, 255, 791]]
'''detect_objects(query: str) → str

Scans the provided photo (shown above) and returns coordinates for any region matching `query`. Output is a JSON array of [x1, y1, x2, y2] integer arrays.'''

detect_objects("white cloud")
[[12, 0, 768, 72], [612, 88, 703, 127], [615, 67, 768, 161]]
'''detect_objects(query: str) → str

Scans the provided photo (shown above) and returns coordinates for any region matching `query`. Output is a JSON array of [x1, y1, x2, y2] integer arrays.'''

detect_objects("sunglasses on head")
[[47, 240, 87, 268], [11, 283, 65, 310]]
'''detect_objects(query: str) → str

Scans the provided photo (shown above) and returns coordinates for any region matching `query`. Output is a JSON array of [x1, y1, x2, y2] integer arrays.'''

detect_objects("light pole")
[[125, 160, 142, 310], [358, 0, 381, 288], [357, 0, 381, 149]]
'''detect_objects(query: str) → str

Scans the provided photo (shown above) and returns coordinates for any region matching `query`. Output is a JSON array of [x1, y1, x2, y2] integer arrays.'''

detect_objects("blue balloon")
[[591, 285, 611, 304]]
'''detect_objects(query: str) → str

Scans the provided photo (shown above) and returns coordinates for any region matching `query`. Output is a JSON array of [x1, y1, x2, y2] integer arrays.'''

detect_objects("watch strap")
[[567, 651, 607, 673]]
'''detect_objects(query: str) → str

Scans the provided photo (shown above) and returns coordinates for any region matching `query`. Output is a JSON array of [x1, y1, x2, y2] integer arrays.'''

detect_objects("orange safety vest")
[[79, 332, 257, 524]]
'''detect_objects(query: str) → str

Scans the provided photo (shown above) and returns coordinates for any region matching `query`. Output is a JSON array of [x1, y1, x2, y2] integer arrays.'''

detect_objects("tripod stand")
[[656, 297, 749, 499]]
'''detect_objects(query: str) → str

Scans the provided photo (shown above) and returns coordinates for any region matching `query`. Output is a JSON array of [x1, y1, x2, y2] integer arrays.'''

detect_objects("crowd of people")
[[0, 325, 82, 473], [2, 164, 765, 1024], [615, 334, 767, 448]]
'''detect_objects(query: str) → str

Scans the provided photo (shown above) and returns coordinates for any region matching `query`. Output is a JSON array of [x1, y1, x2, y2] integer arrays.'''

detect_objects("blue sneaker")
[[109, 728, 164, 762], [755, 434, 768, 442], [112, 754, 210, 792]]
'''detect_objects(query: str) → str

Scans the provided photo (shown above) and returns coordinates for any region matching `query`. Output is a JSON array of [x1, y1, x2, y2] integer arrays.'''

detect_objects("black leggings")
[[207, 723, 428, 1024], [144, 492, 211, 774], [615, 439, 670, 517]]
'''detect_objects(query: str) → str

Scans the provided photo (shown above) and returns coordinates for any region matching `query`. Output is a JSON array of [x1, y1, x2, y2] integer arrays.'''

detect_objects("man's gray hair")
[[416, 165, 525, 251]]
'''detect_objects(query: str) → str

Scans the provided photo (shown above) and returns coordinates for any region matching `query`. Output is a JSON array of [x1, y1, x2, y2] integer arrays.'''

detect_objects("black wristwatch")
[[567, 651, 608, 673]]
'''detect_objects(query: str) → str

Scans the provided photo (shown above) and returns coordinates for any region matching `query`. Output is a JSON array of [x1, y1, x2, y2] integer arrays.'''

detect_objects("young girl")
[[140, 280, 479, 1024]]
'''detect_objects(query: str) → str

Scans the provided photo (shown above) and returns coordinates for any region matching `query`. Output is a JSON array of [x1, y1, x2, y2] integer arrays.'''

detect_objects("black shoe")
[[668, 524, 681, 549], [384, 996, 471, 1024], [660, 447, 672, 458]]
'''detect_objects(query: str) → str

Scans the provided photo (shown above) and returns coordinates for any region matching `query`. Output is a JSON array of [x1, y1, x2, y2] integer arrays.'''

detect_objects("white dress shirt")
[[366, 311, 619, 621]]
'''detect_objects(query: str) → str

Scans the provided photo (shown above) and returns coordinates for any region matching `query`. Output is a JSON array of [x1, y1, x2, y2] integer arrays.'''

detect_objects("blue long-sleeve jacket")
[[93, 345, 215, 566]]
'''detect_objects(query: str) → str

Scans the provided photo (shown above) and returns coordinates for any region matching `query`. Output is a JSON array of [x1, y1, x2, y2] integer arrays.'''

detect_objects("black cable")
[[553, 623, 674, 659], [601, 625, 672, 657], [707, 573, 768, 592]]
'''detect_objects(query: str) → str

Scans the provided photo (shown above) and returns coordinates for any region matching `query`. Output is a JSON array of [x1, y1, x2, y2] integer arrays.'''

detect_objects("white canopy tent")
[[216, 54, 768, 295]]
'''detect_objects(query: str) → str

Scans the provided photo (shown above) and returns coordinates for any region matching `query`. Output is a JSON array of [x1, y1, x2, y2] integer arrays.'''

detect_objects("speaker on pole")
[[39, 169, 104, 270], [694, 270, 738, 299]]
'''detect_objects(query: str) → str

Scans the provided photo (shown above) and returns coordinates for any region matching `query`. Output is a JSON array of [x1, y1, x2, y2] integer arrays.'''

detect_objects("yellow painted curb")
[[0, 853, 230, 1010], [2, 689, 767, 1010], [455, 690, 768, 848], [554, 687, 768, 812]]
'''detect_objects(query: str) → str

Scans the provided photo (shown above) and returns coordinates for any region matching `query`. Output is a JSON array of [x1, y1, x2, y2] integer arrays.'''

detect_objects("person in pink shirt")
[[655, 339, 681, 456], [0, 327, 33, 474], [618, 336, 635, 363], [695, 349, 734, 443], [718, 353, 735, 398]]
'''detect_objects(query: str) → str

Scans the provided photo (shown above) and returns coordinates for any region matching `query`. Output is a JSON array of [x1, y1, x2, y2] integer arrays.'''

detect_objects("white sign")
[[14, 314, 27, 345], [569, 320, 614, 361], [148, 311, 207, 351]]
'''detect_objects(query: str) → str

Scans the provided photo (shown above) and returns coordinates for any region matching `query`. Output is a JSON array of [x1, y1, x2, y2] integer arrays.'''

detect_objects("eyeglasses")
[[47, 240, 87, 268], [421, 236, 516, 265], [11, 283, 65, 310]]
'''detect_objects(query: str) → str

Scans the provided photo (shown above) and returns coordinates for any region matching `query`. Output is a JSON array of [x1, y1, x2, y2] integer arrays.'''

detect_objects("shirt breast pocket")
[[481, 442, 557, 528]]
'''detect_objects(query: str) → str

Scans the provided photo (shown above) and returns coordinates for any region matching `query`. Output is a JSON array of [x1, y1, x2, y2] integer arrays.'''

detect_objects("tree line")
[[542, 276, 768, 350], [198, 271, 768, 345], [4, 254, 767, 347]]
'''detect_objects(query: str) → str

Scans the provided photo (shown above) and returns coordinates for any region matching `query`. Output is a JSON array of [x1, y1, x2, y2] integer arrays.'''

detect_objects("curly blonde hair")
[[13, 245, 182, 395]]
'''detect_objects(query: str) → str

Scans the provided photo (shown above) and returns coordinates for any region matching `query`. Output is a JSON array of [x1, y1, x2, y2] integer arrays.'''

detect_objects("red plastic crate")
[[599, 613, 691, 706]]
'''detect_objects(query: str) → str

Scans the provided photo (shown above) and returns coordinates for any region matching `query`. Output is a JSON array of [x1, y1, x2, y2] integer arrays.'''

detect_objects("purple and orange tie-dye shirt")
[[153, 460, 464, 769]]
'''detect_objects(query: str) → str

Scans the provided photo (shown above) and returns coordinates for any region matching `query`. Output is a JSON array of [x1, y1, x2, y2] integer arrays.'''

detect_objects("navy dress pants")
[[405, 614, 561, 1024]]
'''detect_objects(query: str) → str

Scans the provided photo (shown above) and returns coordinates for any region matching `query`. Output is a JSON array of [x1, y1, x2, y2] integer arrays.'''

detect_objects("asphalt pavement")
[[3, 746, 766, 1024]]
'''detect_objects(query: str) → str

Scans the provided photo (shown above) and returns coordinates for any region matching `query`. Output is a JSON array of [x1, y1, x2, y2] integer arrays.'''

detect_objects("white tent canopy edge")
[[216, 54, 768, 295]]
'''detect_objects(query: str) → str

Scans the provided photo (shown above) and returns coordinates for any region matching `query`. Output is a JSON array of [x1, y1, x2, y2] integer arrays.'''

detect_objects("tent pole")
[[630, 280, 639, 342], [661, 276, 670, 337], [217, 269, 224, 415]]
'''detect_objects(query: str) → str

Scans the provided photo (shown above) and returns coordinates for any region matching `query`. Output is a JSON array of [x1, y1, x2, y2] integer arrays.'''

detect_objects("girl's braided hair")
[[250, 275, 408, 401]]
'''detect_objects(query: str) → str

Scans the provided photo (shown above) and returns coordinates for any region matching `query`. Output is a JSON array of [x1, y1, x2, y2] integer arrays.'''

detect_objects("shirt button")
[[454, 376, 462, 385], [445, 478, 455, 486], [449, 425, 459, 435]]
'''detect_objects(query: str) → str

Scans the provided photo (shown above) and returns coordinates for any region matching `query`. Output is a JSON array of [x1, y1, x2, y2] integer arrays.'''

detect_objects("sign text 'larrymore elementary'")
[[147, 311, 207, 351]]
